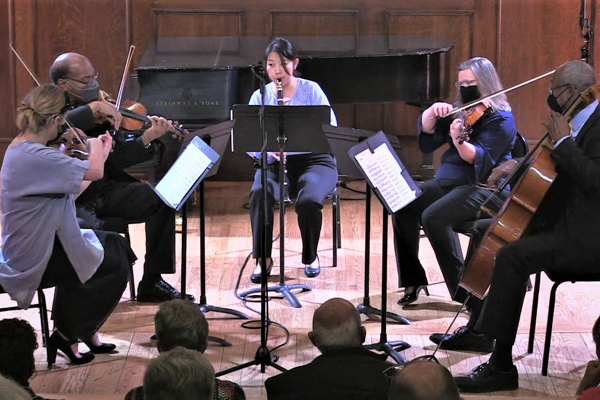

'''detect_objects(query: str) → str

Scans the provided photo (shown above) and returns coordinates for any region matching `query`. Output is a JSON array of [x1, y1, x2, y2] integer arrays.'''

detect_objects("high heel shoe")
[[250, 258, 274, 284], [397, 285, 429, 306], [84, 341, 117, 354], [48, 331, 95, 365]]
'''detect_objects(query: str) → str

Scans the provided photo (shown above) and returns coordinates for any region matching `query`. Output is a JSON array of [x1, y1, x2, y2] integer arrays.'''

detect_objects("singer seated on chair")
[[247, 37, 338, 283], [0, 85, 134, 366], [392, 57, 516, 307]]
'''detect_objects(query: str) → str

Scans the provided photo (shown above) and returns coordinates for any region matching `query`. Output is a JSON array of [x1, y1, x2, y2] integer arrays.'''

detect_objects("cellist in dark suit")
[[428, 60, 600, 393]]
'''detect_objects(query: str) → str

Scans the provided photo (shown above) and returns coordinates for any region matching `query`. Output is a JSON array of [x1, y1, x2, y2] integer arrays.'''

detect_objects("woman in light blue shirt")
[[0, 85, 134, 366], [248, 38, 338, 283]]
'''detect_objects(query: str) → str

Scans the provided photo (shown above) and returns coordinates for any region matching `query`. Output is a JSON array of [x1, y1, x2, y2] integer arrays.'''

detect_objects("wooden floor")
[[2, 181, 598, 399]]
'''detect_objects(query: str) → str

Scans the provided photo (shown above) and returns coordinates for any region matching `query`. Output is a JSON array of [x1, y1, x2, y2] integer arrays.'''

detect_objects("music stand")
[[232, 104, 331, 308], [178, 122, 250, 322], [216, 103, 330, 378], [323, 125, 411, 323], [348, 132, 421, 364]]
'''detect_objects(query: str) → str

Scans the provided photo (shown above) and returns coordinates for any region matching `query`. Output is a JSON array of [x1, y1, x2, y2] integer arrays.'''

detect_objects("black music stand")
[[216, 103, 331, 378], [232, 104, 331, 308], [178, 122, 250, 322], [323, 126, 411, 324], [348, 132, 421, 364]]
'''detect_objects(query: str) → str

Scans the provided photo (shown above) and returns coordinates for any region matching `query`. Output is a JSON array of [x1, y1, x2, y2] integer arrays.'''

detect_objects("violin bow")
[[115, 45, 136, 111], [9, 43, 86, 144], [449, 69, 556, 117]]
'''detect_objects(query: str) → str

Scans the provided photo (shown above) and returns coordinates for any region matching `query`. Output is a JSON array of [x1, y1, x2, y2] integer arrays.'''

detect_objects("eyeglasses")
[[455, 79, 478, 89], [382, 354, 440, 382], [547, 84, 571, 97], [62, 71, 99, 86]]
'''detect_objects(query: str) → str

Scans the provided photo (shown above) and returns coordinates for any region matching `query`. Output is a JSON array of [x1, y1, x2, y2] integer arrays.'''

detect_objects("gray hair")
[[143, 347, 215, 400], [555, 60, 597, 92], [154, 299, 209, 353], [0, 374, 32, 400], [456, 57, 511, 112]]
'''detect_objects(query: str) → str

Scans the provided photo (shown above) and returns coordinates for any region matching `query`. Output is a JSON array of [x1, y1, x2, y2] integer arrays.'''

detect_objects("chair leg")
[[332, 189, 339, 267], [125, 230, 136, 300], [37, 288, 53, 368], [542, 281, 562, 376], [528, 272, 542, 354]]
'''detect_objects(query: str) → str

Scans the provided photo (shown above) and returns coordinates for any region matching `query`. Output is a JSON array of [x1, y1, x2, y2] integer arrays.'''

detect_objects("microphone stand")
[[218, 64, 286, 376]]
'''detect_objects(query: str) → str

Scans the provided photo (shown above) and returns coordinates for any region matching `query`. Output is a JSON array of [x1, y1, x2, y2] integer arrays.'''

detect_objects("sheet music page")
[[354, 143, 417, 213], [155, 144, 212, 209]]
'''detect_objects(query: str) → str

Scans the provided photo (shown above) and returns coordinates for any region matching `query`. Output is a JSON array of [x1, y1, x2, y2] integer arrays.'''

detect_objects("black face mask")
[[460, 85, 480, 104], [66, 80, 100, 105], [546, 94, 563, 113]]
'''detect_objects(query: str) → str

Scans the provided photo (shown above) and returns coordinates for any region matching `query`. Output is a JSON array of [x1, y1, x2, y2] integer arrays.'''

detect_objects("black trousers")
[[41, 231, 134, 341], [250, 153, 337, 265], [392, 178, 505, 301], [76, 180, 176, 275]]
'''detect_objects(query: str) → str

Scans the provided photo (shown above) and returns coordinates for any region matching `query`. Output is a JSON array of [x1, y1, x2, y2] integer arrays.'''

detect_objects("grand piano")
[[135, 35, 453, 180]]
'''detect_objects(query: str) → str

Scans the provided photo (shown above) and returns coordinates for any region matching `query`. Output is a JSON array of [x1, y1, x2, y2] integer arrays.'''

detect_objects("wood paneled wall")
[[1, 0, 597, 179]]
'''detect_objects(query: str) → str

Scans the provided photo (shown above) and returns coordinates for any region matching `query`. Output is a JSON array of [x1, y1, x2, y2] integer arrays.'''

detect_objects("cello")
[[459, 83, 600, 299]]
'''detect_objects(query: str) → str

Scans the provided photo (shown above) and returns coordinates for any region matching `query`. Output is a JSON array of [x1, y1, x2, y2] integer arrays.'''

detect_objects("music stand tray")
[[231, 105, 331, 153]]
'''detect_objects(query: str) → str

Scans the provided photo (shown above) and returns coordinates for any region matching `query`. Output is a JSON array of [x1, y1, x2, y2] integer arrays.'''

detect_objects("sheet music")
[[354, 143, 418, 213], [155, 143, 212, 209]]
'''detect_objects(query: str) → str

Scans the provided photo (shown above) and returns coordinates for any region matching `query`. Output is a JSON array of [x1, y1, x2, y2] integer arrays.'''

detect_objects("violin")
[[103, 45, 187, 139], [48, 127, 89, 160], [457, 103, 492, 144]]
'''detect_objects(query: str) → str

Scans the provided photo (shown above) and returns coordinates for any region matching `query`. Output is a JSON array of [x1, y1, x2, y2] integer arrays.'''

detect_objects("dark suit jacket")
[[67, 104, 156, 199], [536, 104, 600, 272], [265, 348, 392, 400]]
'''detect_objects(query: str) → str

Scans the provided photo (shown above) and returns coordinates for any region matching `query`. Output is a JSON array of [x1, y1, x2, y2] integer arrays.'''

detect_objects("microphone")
[[251, 61, 266, 82]]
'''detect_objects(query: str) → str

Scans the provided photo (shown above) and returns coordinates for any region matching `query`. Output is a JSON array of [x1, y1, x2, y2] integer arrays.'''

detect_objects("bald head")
[[49, 52, 93, 84], [388, 361, 461, 400], [309, 298, 365, 353]]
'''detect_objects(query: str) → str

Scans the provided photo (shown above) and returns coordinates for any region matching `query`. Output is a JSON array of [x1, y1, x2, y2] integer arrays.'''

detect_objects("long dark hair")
[[264, 37, 298, 77]]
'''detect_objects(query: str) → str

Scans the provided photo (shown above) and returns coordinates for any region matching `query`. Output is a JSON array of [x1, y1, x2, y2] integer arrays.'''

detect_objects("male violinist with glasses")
[[50, 52, 194, 302]]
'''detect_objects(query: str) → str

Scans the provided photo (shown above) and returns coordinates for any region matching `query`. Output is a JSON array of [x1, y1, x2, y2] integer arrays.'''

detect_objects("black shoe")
[[250, 258, 274, 284], [397, 285, 429, 306], [48, 331, 95, 366], [429, 326, 494, 353], [84, 341, 117, 354], [137, 278, 195, 302], [304, 255, 320, 278], [454, 362, 518, 393]]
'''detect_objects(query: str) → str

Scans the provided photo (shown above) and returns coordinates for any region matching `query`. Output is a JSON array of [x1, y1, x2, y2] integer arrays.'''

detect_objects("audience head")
[[308, 297, 365, 354], [388, 359, 461, 400], [0, 374, 32, 400], [17, 84, 69, 135], [50, 52, 100, 105], [154, 299, 209, 353], [143, 346, 215, 400], [0, 318, 38, 387], [456, 56, 510, 112]]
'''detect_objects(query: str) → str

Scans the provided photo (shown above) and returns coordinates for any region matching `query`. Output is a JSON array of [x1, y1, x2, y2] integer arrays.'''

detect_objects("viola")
[[48, 127, 89, 160]]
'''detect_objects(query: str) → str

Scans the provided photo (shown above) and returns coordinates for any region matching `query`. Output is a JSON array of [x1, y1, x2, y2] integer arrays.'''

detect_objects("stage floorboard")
[[1, 181, 597, 399]]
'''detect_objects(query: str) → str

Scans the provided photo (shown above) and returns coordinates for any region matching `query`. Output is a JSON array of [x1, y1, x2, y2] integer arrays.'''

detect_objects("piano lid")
[[137, 35, 453, 70], [135, 35, 453, 119]]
